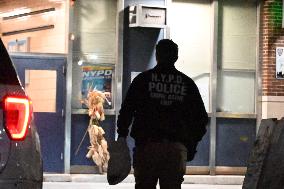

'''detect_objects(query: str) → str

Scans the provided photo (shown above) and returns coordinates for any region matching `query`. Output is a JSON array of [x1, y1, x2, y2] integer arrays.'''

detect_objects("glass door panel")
[[217, 0, 257, 113], [169, 0, 211, 112], [25, 70, 57, 112]]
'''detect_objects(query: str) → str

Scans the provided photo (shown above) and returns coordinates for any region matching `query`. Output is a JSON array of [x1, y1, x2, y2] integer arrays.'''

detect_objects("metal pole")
[[115, 0, 125, 140], [164, 0, 171, 39], [256, 0, 262, 133], [64, 0, 74, 174], [209, 0, 219, 176]]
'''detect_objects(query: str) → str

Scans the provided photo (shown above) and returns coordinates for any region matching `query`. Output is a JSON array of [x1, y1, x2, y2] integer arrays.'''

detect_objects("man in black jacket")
[[117, 39, 208, 189]]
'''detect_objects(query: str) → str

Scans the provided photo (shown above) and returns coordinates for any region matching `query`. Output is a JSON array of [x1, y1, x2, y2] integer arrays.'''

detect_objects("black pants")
[[133, 141, 187, 189]]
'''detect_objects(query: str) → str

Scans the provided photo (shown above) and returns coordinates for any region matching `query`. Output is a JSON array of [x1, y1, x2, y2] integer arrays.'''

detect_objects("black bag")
[[185, 140, 198, 161], [107, 138, 131, 185]]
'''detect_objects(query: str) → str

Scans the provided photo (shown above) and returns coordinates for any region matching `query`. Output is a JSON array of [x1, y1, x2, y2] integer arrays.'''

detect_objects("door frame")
[[11, 53, 66, 172]]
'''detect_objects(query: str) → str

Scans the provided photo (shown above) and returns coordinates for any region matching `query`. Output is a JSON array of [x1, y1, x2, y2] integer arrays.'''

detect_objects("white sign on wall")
[[276, 47, 284, 79]]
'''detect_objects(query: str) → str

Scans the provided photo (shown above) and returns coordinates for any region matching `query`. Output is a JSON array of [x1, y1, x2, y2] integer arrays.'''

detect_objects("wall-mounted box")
[[129, 5, 167, 28]]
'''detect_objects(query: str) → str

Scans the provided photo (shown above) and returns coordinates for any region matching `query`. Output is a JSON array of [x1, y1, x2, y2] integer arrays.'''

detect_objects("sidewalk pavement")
[[43, 174, 244, 185]]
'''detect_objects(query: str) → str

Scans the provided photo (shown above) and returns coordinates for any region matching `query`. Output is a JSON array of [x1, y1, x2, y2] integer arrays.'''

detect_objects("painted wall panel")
[[0, 0, 67, 53], [123, 0, 165, 98], [71, 115, 116, 166], [216, 118, 256, 166]]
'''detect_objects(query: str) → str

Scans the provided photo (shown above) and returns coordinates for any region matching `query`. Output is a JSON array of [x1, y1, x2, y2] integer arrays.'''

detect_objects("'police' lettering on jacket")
[[148, 73, 187, 105]]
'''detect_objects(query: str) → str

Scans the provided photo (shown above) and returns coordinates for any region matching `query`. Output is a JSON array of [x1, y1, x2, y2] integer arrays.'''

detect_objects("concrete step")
[[43, 174, 244, 185]]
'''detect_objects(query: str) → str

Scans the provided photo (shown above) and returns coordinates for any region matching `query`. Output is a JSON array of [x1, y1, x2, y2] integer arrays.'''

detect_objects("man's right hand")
[[117, 137, 126, 143]]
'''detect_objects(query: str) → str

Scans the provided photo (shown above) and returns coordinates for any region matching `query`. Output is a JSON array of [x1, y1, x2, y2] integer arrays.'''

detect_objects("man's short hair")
[[156, 39, 178, 64]]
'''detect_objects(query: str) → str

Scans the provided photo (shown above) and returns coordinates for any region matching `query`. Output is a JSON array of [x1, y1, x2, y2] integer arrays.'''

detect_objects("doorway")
[[12, 55, 66, 173]]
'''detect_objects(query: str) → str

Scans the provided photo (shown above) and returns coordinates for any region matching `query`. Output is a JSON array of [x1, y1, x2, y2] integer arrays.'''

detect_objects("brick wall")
[[261, 0, 284, 96]]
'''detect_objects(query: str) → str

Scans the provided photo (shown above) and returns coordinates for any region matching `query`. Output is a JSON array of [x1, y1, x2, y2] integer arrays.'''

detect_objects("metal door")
[[12, 55, 66, 173]]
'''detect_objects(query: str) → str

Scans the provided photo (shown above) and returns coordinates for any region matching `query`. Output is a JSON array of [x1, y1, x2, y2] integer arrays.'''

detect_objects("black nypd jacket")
[[117, 63, 208, 159]]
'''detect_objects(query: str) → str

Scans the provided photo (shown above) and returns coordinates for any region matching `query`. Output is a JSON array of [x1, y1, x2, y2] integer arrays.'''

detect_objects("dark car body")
[[0, 38, 43, 189]]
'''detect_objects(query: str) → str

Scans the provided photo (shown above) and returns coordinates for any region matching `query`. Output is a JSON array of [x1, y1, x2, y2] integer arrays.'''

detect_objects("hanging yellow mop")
[[82, 90, 110, 174]]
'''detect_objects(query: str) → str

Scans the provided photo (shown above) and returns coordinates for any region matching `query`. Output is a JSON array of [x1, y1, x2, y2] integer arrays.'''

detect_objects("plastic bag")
[[107, 137, 131, 185]]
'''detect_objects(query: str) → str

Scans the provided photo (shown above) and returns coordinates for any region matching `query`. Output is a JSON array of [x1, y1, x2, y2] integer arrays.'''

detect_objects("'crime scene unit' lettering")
[[149, 73, 187, 106]]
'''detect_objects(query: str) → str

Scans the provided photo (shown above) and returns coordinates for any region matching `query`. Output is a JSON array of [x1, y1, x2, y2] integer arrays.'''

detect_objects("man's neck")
[[156, 62, 175, 68]]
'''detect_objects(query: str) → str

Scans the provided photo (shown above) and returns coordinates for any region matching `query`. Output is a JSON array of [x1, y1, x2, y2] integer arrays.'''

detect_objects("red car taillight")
[[3, 96, 32, 141]]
